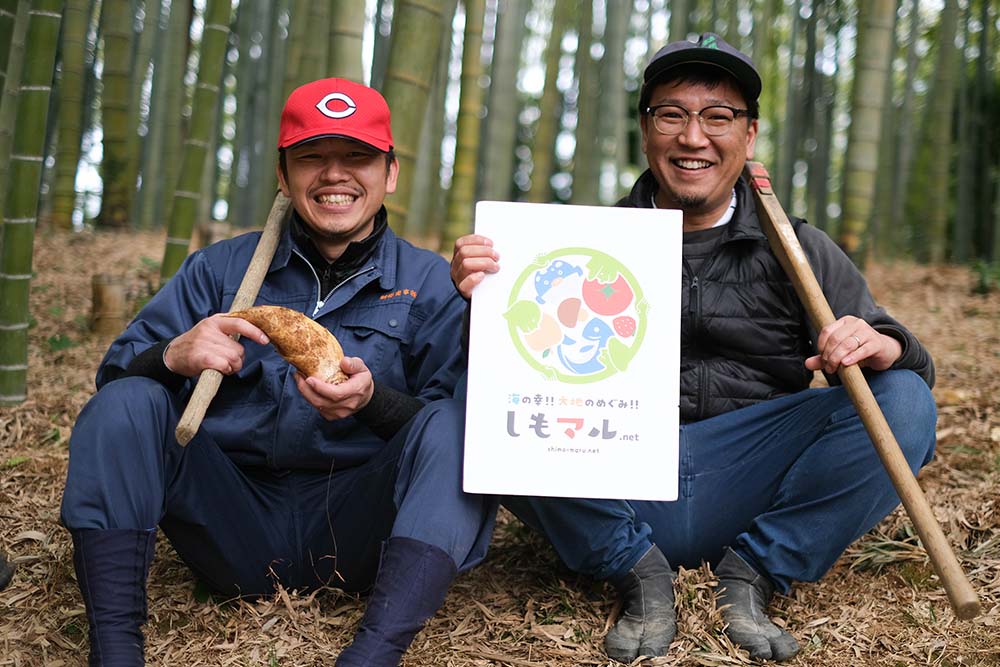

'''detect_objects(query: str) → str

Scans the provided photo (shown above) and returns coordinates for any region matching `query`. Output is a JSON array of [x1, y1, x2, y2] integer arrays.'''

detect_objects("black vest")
[[619, 172, 813, 423]]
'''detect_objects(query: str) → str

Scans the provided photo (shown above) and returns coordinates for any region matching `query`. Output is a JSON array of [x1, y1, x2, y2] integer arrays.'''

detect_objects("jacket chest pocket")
[[336, 310, 412, 385]]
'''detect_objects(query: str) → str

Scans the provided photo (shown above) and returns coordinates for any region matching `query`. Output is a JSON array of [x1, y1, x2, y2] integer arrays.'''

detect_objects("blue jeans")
[[503, 370, 936, 592], [61, 377, 496, 595]]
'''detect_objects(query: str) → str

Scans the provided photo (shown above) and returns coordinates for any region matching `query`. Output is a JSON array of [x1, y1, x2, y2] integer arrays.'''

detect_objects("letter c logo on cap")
[[316, 93, 357, 119]]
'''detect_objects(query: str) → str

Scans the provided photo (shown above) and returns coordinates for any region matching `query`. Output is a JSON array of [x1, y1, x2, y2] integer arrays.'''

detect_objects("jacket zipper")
[[315, 266, 375, 315], [291, 248, 374, 316], [684, 255, 716, 422], [689, 275, 699, 315]]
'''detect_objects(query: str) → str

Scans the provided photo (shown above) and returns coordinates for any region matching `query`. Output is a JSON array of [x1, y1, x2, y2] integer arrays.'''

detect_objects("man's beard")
[[664, 185, 708, 211]]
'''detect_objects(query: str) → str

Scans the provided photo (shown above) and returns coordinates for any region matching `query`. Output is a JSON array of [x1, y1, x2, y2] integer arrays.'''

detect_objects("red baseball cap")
[[277, 78, 394, 152]]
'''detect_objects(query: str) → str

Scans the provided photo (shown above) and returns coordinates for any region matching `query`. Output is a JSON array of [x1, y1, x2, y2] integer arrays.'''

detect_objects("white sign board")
[[463, 201, 682, 501]]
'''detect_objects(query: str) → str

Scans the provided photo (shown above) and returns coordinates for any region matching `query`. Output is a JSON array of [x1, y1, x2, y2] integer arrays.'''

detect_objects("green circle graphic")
[[505, 247, 647, 384]]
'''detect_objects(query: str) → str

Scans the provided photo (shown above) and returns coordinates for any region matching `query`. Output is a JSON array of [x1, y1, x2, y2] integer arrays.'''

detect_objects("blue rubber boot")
[[72, 529, 157, 667], [336, 537, 458, 667]]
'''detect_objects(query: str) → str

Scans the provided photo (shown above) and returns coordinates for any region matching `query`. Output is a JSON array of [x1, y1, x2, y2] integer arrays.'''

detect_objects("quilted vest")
[[619, 172, 814, 422]]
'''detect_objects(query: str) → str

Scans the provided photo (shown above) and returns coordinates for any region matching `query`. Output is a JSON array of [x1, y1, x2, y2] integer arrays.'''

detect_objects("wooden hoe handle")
[[743, 162, 980, 620], [174, 192, 292, 446]]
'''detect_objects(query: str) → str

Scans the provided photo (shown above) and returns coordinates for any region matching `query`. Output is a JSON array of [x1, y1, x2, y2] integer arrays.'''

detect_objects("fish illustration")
[[556, 317, 615, 375]]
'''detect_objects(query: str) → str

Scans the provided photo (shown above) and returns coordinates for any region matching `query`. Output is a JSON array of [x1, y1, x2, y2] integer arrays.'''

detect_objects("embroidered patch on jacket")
[[379, 289, 418, 301]]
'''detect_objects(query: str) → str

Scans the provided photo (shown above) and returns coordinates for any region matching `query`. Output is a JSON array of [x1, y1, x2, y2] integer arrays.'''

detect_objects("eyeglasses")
[[645, 104, 750, 137]]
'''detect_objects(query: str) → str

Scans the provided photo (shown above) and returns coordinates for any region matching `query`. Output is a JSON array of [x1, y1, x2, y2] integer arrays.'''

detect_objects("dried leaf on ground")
[[1, 233, 998, 665]]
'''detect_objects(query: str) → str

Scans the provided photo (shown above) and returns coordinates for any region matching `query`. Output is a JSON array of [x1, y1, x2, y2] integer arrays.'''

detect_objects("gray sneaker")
[[715, 548, 799, 661]]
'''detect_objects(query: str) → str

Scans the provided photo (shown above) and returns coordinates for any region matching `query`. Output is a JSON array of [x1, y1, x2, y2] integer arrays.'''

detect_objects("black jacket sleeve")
[[797, 224, 935, 387]]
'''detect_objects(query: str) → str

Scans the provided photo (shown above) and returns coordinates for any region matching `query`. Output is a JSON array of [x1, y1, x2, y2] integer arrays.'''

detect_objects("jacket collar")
[[270, 206, 399, 290], [620, 168, 768, 244]]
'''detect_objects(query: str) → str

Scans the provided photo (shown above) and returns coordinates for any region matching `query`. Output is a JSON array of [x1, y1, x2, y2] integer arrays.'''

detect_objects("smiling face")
[[277, 136, 398, 261], [640, 75, 757, 230]]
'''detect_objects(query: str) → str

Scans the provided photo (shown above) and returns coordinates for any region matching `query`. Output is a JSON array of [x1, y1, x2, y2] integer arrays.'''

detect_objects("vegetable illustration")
[[582, 274, 634, 316]]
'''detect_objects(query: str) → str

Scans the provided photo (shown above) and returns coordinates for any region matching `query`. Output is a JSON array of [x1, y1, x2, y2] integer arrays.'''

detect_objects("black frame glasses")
[[645, 104, 750, 137]]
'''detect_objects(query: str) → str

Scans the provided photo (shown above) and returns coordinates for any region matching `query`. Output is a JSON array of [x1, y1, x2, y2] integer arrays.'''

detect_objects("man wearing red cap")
[[451, 34, 936, 662], [61, 78, 495, 667]]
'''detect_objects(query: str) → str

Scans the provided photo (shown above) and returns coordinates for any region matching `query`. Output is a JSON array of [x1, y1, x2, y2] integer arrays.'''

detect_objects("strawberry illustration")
[[613, 316, 636, 338]]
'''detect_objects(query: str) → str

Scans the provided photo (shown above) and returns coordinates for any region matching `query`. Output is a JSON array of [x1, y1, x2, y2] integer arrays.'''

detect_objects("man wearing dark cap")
[[450, 34, 936, 662], [61, 78, 495, 667]]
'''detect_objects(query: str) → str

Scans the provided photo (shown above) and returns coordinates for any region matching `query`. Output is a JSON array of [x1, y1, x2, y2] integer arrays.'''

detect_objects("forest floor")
[[1, 229, 998, 667]]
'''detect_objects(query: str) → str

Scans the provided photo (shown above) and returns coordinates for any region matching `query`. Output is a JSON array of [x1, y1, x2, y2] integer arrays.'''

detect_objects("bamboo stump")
[[90, 274, 128, 335], [195, 220, 232, 249]]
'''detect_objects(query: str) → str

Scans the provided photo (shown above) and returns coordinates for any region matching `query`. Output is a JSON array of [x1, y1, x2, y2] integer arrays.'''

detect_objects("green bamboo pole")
[[442, 0, 486, 248], [775, 2, 801, 206], [329, 0, 366, 81], [668, 0, 688, 42], [124, 0, 161, 226], [479, 0, 525, 202], [0, 0, 62, 405], [952, 1, 974, 263], [136, 0, 171, 229], [302, 0, 331, 83], [227, 0, 254, 228], [973, 0, 992, 247], [251, 0, 288, 227], [527, 0, 570, 203], [371, 0, 393, 89], [253, 0, 287, 230], [281, 0, 309, 99], [921, 0, 959, 263], [407, 0, 455, 246], [381, 0, 449, 237], [247, 1, 276, 229], [631, 0, 654, 166], [97, 0, 135, 227], [0, 0, 18, 103], [600, 0, 628, 198], [905, 0, 959, 263], [571, 0, 599, 205], [888, 0, 920, 256], [838, 0, 895, 264], [154, 0, 191, 228], [807, 5, 840, 235], [992, 157, 1000, 264], [160, 0, 232, 281], [49, 0, 90, 230], [0, 0, 29, 235]]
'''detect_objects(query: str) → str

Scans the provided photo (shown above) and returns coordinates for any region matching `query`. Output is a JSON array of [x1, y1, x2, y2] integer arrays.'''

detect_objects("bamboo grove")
[[0, 0, 998, 405]]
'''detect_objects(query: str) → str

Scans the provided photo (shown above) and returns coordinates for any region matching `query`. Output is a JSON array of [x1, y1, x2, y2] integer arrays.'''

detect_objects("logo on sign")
[[505, 248, 647, 384]]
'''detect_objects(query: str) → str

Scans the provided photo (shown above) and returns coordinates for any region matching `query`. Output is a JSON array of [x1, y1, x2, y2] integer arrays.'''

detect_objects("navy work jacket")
[[96, 217, 466, 471]]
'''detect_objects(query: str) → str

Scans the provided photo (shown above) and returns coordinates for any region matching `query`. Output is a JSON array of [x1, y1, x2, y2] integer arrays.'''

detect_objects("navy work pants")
[[61, 377, 495, 596], [504, 370, 937, 592]]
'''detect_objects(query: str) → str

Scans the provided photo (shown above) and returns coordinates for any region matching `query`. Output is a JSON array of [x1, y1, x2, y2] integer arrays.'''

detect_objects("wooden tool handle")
[[174, 192, 292, 446], [743, 162, 980, 620]]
